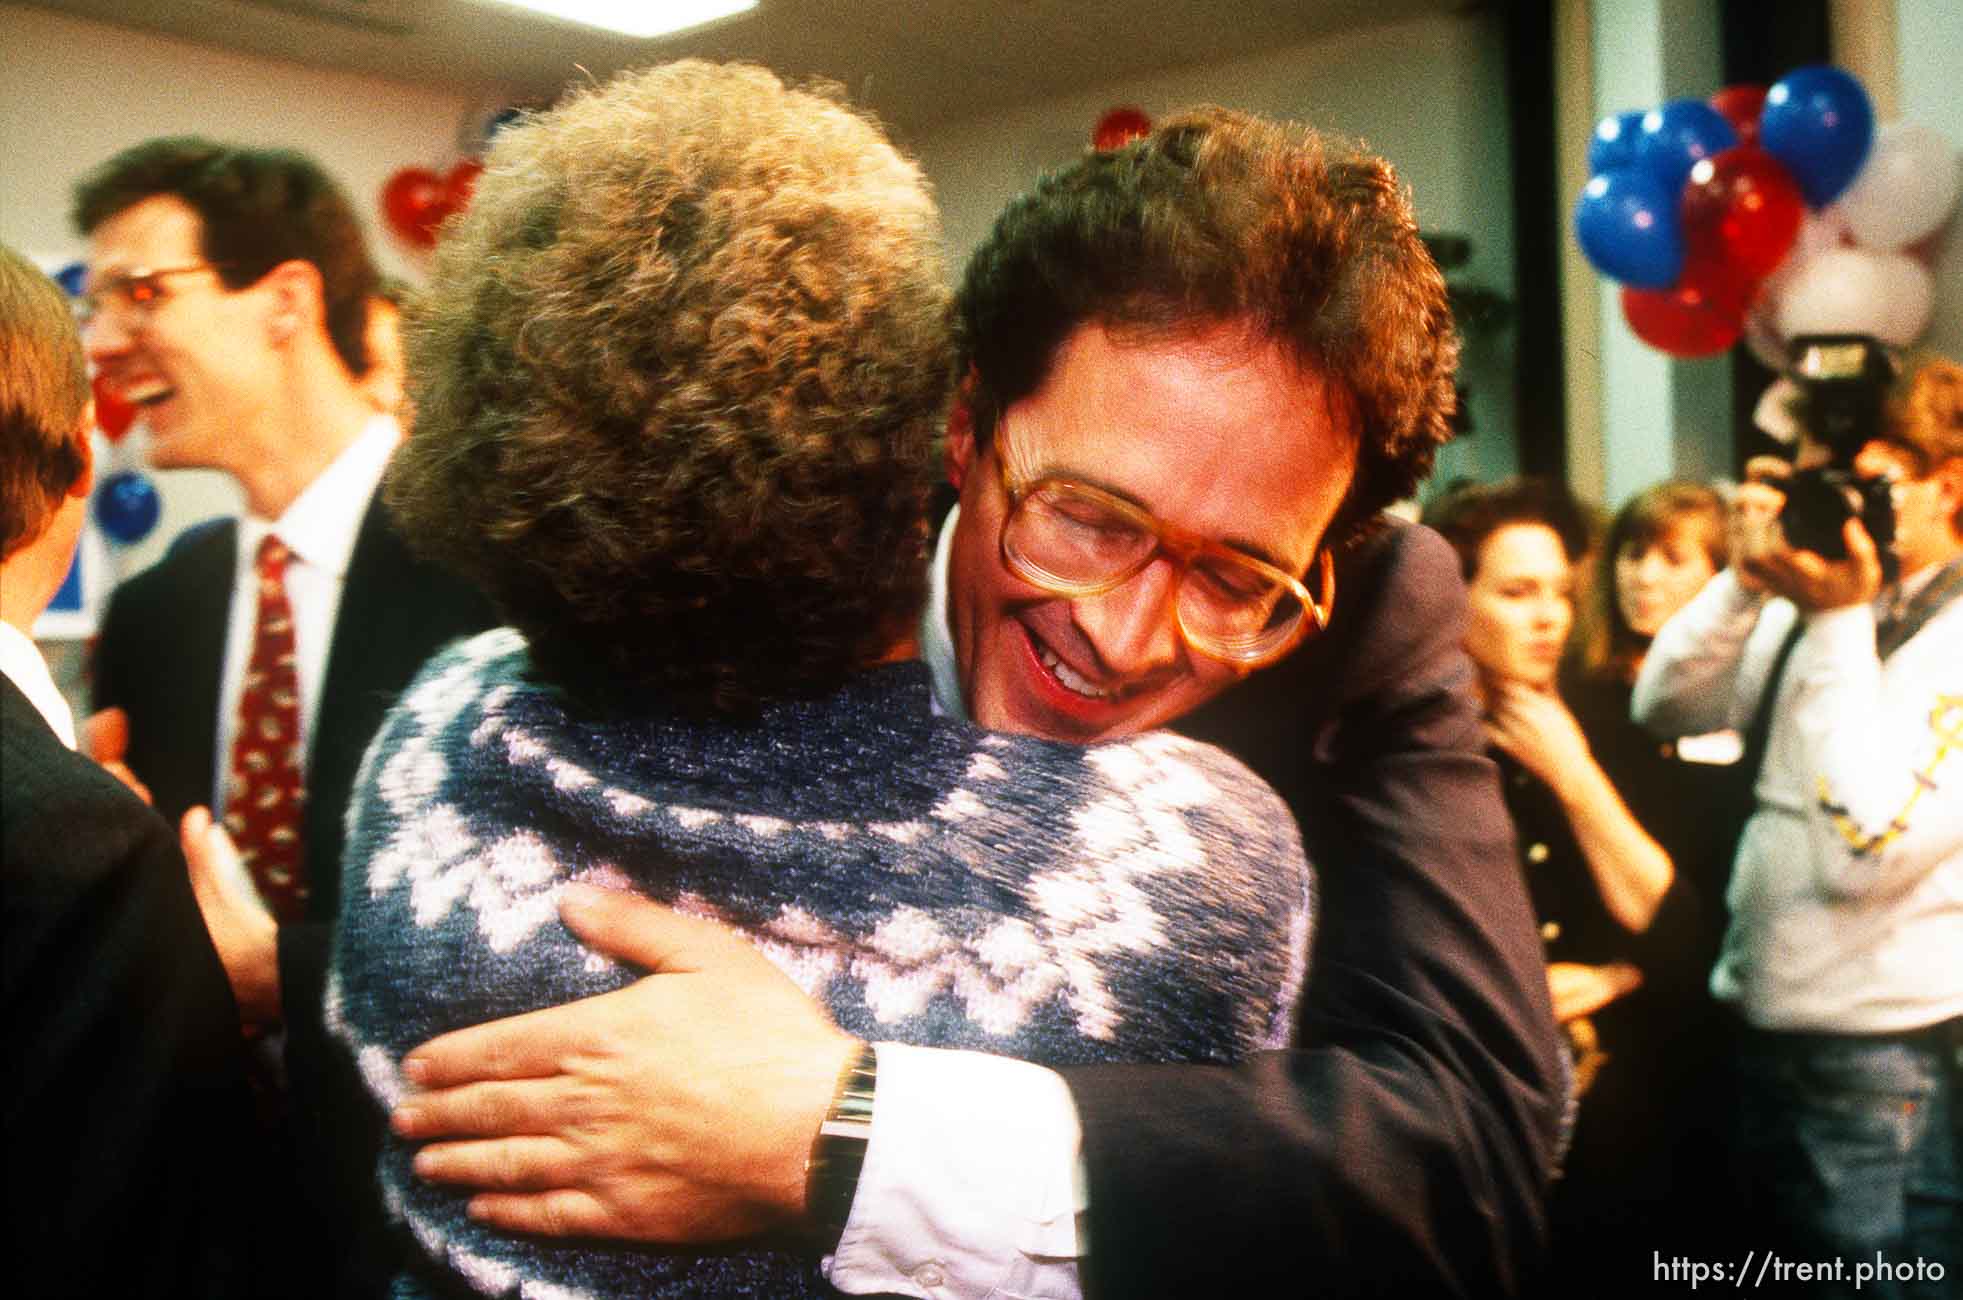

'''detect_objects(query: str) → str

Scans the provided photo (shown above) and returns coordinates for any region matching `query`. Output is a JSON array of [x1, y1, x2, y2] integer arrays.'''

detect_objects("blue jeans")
[[1736, 1023, 1961, 1300]]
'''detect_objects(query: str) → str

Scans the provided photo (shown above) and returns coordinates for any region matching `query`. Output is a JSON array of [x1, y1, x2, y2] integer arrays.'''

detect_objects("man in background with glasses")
[[71, 137, 492, 1299], [391, 107, 1564, 1298]]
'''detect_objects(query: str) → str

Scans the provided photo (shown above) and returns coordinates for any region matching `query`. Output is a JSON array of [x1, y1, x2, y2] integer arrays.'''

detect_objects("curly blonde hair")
[[1890, 356, 1963, 529], [387, 61, 953, 711]]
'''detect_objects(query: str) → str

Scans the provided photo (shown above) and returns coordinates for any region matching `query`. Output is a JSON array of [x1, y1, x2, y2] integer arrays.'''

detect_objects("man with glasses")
[[389, 107, 1564, 1297], [72, 137, 492, 1298]]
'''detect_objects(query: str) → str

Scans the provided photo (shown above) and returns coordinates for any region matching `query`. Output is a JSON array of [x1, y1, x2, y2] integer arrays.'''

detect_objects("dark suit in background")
[[90, 493, 496, 1298], [3, 672, 261, 1299], [1070, 520, 1563, 1297]]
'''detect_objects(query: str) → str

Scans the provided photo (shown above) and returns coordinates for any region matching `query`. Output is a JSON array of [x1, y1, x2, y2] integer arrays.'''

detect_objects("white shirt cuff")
[[824, 1043, 1085, 1299]]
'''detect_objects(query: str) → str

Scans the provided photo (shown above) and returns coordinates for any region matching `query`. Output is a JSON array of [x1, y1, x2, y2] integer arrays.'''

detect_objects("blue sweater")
[[331, 629, 1312, 1298]]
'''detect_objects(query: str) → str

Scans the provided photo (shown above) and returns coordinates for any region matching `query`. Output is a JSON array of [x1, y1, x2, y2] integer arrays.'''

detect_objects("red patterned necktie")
[[224, 534, 309, 922]]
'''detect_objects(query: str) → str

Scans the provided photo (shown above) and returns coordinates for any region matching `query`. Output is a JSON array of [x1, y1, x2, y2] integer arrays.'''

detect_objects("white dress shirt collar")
[[917, 505, 966, 720], [0, 620, 77, 748], [214, 414, 400, 815], [241, 413, 400, 573]]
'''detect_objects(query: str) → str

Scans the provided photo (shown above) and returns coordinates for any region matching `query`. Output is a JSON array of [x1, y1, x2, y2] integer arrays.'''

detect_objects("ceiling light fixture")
[[481, 0, 758, 40]]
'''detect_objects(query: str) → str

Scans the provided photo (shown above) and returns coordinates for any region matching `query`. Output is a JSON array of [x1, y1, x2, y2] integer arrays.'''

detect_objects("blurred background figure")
[[1636, 355, 1963, 1300], [1573, 479, 1750, 915], [1426, 477, 1729, 1286], [2, 241, 260, 1299], [73, 136, 495, 1298]]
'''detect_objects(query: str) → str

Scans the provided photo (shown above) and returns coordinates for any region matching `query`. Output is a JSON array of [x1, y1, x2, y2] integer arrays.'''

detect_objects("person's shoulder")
[[380, 627, 529, 722], [1080, 730, 1304, 854], [2, 686, 169, 893], [1336, 518, 1462, 612]]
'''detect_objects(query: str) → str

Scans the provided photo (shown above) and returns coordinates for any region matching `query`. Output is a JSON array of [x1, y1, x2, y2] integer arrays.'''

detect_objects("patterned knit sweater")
[[330, 629, 1312, 1299]]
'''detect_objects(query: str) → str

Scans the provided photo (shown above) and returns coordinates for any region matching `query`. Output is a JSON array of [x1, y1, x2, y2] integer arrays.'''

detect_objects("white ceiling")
[[19, 0, 1468, 138]]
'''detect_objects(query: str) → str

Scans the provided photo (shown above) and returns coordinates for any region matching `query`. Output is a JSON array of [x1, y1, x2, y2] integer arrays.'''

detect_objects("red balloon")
[[1708, 84, 1769, 147], [91, 372, 137, 441], [446, 158, 484, 214], [382, 166, 450, 249], [1681, 144, 1806, 280], [1622, 250, 1754, 357], [1092, 106, 1152, 152]]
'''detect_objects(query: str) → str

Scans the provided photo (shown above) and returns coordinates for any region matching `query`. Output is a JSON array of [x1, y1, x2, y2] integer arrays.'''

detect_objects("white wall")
[[1897, 0, 1963, 363], [911, 8, 1520, 494], [0, 4, 496, 579], [1580, 0, 1731, 512]]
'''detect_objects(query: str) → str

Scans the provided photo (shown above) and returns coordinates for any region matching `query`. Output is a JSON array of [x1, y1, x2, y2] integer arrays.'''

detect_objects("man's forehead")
[[1000, 324, 1356, 572], [87, 195, 202, 274]]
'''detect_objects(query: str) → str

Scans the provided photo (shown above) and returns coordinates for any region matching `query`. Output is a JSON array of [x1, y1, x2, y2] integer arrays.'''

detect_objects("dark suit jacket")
[[3, 672, 261, 1299], [91, 494, 496, 912], [91, 492, 496, 1298], [1067, 521, 1565, 1298]]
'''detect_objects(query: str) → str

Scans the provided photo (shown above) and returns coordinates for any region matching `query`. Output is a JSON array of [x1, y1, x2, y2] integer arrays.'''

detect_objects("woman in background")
[[1425, 478, 1727, 1284], [1570, 480, 1747, 918]]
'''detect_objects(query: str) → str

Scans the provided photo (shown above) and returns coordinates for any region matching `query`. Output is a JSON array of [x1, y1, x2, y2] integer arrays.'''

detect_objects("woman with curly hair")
[[328, 61, 1311, 1300]]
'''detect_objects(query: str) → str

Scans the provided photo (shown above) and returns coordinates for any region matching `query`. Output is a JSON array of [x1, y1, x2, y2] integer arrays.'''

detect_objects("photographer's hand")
[[1728, 469, 1791, 594], [1747, 516, 1883, 612]]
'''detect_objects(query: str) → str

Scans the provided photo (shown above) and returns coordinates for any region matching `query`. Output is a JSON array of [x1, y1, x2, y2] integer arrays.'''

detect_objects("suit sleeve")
[[1063, 525, 1566, 1298], [2, 721, 262, 1299]]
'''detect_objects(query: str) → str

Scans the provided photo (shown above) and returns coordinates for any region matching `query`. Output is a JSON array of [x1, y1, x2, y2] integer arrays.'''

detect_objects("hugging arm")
[[1069, 523, 1567, 1297]]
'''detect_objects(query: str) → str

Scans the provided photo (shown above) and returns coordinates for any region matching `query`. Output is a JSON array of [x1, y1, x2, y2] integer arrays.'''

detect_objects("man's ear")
[[946, 367, 980, 492], [261, 260, 325, 344]]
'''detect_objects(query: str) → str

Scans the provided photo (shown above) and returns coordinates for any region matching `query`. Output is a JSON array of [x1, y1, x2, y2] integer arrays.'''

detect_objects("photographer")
[[1633, 351, 1962, 1298]]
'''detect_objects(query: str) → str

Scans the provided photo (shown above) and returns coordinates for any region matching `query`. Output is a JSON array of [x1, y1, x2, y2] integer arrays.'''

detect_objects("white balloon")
[[1835, 122, 1961, 252], [1743, 296, 1790, 371], [1776, 247, 1934, 346], [1746, 211, 1849, 367]]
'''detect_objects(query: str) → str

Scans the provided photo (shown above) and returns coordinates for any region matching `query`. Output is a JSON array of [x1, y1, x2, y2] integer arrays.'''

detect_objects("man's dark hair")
[[72, 136, 378, 374], [0, 244, 90, 559], [956, 105, 1459, 546]]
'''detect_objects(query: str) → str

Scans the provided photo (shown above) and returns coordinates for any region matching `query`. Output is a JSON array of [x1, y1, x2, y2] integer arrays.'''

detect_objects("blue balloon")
[[1587, 110, 1646, 176], [54, 261, 87, 298], [1632, 99, 1738, 195], [1574, 168, 1685, 289], [1760, 64, 1874, 208], [93, 469, 162, 544]]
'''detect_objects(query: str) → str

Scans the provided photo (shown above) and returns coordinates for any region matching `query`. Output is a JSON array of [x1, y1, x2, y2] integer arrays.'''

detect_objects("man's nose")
[[1071, 557, 1183, 677], [83, 306, 136, 360]]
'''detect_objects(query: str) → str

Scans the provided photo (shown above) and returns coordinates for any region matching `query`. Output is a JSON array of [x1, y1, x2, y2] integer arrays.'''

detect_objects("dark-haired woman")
[[1425, 478, 1734, 1284]]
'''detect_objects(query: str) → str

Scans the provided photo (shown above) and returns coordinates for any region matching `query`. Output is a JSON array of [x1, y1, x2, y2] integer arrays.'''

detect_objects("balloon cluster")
[[381, 159, 484, 250], [1574, 65, 1958, 360]]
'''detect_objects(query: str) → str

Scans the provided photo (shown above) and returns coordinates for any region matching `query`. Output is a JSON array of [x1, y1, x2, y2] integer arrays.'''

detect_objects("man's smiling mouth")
[[118, 377, 175, 406], [1036, 642, 1111, 699]]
